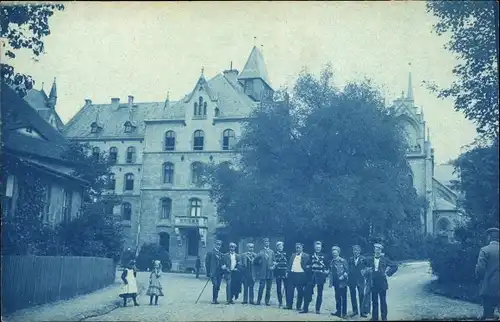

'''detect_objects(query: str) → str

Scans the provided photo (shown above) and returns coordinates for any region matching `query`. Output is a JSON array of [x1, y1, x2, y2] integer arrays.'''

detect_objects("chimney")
[[128, 95, 134, 107], [111, 97, 120, 108], [85, 99, 92, 106]]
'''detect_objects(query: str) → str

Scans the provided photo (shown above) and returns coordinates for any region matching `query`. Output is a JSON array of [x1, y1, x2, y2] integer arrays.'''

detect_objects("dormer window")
[[90, 122, 102, 134], [124, 121, 135, 133], [26, 127, 33, 133]]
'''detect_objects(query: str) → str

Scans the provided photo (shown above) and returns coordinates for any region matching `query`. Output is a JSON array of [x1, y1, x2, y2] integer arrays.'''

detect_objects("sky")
[[6, 1, 478, 164]]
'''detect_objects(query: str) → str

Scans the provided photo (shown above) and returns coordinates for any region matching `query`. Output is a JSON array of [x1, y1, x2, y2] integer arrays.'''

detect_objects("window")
[[90, 123, 99, 133], [187, 229, 200, 256], [159, 232, 170, 252], [194, 102, 198, 115], [163, 163, 174, 184], [245, 80, 254, 94], [193, 130, 204, 151], [109, 147, 118, 163], [109, 173, 116, 190], [126, 146, 136, 163], [62, 189, 73, 222], [92, 147, 100, 162], [41, 184, 51, 222], [191, 162, 202, 184], [105, 203, 115, 216], [222, 129, 236, 150], [122, 202, 132, 220], [164, 131, 176, 151], [203, 102, 207, 116], [124, 122, 134, 133], [198, 97, 203, 115], [26, 127, 33, 133], [124, 173, 134, 191], [189, 198, 202, 217], [161, 198, 172, 219], [214, 107, 220, 117]]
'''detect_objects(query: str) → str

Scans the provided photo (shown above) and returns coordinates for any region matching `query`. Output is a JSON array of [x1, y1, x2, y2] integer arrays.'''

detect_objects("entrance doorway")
[[159, 232, 170, 252], [187, 229, 199, 256]]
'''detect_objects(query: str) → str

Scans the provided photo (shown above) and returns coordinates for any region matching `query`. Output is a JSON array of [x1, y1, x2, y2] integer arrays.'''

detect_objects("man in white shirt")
[[224, 242, 241, 304], [285, 242, 310, 311]]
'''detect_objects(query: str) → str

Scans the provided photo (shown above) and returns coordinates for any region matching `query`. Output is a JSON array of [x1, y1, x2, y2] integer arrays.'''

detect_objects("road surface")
[[82, 261, 482, 321]]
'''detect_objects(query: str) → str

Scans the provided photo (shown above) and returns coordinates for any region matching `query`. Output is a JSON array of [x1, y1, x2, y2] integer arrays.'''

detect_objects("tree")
[[1, 3, 64, 96], [426, 1, 499, 138], [203, 66, 424, 258]]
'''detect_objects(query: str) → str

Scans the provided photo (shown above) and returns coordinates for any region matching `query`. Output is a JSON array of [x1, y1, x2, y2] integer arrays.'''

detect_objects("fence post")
[[57, 257, 65, 301]]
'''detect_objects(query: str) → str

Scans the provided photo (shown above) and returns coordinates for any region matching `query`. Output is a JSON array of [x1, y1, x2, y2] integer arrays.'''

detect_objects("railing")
[[174, 216, 208, 228]]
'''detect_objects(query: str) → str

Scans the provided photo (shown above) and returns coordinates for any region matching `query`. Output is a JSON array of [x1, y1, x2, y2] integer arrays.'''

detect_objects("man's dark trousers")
[[304, 282, 324, 312], [276, 276, 288, 306], [481, 295, 499, 320], [334, 285, 348, 316], [257, 279, 272, 304], [287, 272, 306, 310], [371, 288, 387, 321], [349, 283, 364, 315], [211, 275, 222, 302]]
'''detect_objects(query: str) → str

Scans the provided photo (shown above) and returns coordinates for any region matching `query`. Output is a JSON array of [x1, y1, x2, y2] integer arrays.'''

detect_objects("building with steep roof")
[[1, 83, 86, 226], [63, 46, 460, 270], [23, 78, 65, 131]]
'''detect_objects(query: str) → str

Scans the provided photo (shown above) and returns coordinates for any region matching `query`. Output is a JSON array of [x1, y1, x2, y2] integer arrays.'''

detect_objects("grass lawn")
[[426, 280, 481, 305]]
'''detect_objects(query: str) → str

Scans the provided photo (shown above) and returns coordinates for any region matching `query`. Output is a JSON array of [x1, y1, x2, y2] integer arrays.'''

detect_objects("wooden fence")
[[1, 256, 116, 313]]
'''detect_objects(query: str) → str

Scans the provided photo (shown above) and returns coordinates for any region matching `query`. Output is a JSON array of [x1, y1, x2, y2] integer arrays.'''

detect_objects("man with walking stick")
[[205, 239, 224, 304], [475, 227, 499, 320]]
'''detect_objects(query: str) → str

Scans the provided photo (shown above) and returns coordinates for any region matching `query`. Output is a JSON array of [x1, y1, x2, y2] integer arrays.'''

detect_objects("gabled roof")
[[2, 83, 71, 163], [24, 88, 49, 110], [434, 164, 459, 190], [183, 74, 218, 103], [238, 46, 272, 87]]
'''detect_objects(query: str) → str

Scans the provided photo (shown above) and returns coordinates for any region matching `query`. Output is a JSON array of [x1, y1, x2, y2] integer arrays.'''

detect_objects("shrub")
[[136, 243, 172, 272]]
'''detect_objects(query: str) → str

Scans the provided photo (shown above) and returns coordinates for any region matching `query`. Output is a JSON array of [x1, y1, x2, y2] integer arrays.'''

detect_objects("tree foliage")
[[203, 66, 425, 258], [426, 1, 499, 138], [1, 3, 64, 96]]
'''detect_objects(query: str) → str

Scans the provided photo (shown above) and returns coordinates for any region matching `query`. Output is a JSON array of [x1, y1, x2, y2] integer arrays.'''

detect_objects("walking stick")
[[195, 278, 211, 304]]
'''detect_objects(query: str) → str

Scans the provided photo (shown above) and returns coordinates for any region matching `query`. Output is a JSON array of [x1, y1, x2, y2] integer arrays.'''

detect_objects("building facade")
[[63, 46, 460, 270], [1, 83, 86, 226]]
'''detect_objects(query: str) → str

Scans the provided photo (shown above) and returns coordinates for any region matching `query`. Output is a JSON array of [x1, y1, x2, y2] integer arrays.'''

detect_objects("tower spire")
[[47, 77, 57, 109], [407, 62, 414, 101]]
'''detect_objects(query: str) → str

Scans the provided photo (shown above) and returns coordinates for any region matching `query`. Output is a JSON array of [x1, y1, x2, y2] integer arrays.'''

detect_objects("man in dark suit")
[[241, 242, 257, 304], [285, 242, 310, 311], [348, 244, 367, 317], [302, 241, 328, 314], [205, 239, 224, 304], [223, 242, 242, 304], [365, 243, 398, 321], [255, 237, 276, 306], [475, 227, 499, 320]]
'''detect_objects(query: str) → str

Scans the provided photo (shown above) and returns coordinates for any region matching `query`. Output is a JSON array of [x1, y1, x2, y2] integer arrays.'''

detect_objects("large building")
[[63, 46, 460, 271]]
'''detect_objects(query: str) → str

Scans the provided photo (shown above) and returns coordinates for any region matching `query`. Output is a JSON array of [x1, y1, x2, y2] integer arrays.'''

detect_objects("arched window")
[[109, 147, 118, 163], [198, 97, 203, 115], [163, 162, 174, 184], [92, 147, 100, 162], [189, 198, 202, 217], [194, 102, 198, 116], [160, 198, 172, 219], [191, 162, 202, 184], [203, 102, 207, 116], [222, 129, 236, 150], [159, 232, 170, 252], [126, 146, 136, 164], [164, 131, 176, 151], [109, 173, 116, 190], [193, 130, 205, 151], [124, 173, 134, 191], [122, 202, 132, 220], [214, 107, 220, 117]]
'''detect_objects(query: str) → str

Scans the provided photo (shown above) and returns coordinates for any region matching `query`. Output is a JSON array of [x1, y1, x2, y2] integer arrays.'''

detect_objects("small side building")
[[1, 83, 87, 225]]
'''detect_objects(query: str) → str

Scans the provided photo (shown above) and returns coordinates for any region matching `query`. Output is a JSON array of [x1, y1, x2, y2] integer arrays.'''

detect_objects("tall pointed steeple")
[[48, 77, 57, 109], [406, 63, 414, 101], [238, 46, 272, 87]]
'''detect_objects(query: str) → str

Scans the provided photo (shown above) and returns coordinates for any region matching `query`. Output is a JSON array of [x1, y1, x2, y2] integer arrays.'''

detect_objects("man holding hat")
[[286, 242, 310, 311], [255, 237, 276, 306], [348, 244, 368, 317], [205, 239, 224, 304], [475, 227, 499, 320], [365, 243, 398, 321]]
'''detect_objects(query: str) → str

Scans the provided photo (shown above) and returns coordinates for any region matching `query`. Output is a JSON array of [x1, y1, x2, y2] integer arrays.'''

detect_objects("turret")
[[238, 45, 273, 101], [47, 77, 57, 109]]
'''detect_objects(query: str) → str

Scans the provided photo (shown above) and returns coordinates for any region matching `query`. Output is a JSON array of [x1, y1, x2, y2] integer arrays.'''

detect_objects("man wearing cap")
[[223, 242, 242, 304], [242, 242, 257, 304], [475, 227, 499, 320], [205, 239, 224, 304], [275, 241, 289, 308], [285, 242, 310, 311], [348, 244, 368, 317], [302, 241, 328, 314], [365, 243, 398, 321], [329, 246, 349, 318], [255, 237, 276, 306]]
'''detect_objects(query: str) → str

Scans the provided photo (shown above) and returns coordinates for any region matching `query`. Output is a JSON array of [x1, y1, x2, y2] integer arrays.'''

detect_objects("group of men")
[[205, 237, 398, 321]]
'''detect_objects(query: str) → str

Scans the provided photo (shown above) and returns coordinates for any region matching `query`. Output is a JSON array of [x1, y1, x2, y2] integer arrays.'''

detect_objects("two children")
[[119, 259, 164, 307]]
